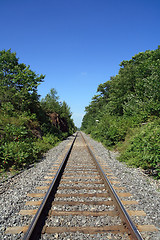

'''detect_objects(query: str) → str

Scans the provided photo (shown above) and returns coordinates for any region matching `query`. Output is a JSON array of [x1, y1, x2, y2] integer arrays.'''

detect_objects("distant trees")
[[108, 49, 160, 117], [41, 88, 60, 113], [40, 88, 76, 135], [0, 49, 76, 171], [82, 46, 160, 129], [81, 46, 160, 178]]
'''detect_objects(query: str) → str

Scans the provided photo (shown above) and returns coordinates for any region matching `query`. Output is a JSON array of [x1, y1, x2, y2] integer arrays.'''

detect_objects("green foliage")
[[82, 46, 160, 178], [40, 89, 76, 135], [40, 88, 60, 113], [0, 49, 76, 172], [85, 115, 140, 147], [0, 140, 38, 169], [0, 49, 45, 114], [35, 134, 60, 154], [119, 121, 160, 179], [40, 133, 60, 146], [2, 124, 30, 142], [92, 116, 129, 146]]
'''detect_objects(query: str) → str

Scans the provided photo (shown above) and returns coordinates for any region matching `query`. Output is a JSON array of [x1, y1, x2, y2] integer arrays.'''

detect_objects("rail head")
[[23, 133, 77, 240], [80, 132, 143, 240]]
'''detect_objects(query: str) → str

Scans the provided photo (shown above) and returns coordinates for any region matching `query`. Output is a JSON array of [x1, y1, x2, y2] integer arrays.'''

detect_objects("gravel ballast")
[[0, 132, 160, 239], [0, 136, 74, 240], [82, 132, 160, 240]]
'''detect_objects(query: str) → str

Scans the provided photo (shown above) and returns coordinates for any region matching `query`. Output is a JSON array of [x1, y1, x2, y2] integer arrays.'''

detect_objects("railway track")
[[5, 132, 158, 239]]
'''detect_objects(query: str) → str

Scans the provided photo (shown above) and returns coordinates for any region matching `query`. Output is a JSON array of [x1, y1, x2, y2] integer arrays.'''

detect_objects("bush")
[[35, 134, 60, 155], [119, 120, 160, 178], [0, 133, 61, 170], [0, 140, 39, 170], [0, 50, 76, 173], [90, 116, 132, 147]]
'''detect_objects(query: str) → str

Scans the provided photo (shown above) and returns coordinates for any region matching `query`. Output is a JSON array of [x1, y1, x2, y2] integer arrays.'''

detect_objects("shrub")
[[0, 133, 61, 170], [0, 140, 39, 170], [90, 116, 131, 147], [35, 134, 60, 155], [119, 120, 160, 178], [41, 134, 60, 146]]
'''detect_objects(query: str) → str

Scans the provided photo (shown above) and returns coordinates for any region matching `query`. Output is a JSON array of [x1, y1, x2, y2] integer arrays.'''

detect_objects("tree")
[[0, 49, 45, 114], [40, 89, 76, 134], [82, 46, 160, 135], [0, 49, 76, 171], [40, 88, 60, 113]]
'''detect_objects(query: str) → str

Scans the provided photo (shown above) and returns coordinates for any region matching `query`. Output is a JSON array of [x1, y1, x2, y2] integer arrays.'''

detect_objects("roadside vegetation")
[[0, 49, 76, 172], [81, 46, 160, 179]]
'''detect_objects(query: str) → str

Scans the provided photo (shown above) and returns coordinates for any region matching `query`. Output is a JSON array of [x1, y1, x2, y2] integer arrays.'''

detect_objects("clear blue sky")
[[1, 0, 160, 127]]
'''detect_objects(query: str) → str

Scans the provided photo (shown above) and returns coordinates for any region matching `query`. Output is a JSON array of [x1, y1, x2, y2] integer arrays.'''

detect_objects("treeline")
[[81, 46, 160, 179], [0, 49, 76, 171]]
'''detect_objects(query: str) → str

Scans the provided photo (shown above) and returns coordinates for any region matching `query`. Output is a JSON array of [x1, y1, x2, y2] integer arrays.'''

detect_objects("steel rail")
[[81, 132, 143, 240], [23, 133, 77, 240]]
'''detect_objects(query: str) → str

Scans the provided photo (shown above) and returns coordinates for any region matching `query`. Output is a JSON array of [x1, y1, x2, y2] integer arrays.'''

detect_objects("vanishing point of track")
[[5, 132, 158, 239]]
